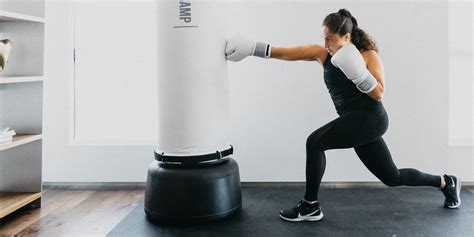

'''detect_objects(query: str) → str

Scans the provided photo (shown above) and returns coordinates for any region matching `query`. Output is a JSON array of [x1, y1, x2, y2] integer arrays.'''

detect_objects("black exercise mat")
[[107, 187, 474, 237]]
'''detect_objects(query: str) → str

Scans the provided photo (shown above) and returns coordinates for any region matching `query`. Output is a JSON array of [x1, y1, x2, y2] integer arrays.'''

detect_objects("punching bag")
[[155, 0, 230, 157], [145, 0, 242, 223]]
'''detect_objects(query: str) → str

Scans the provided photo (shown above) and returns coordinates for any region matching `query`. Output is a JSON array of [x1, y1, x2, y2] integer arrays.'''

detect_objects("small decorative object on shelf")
[[0, 39, 12, 71], [0, 127, 16, 145]]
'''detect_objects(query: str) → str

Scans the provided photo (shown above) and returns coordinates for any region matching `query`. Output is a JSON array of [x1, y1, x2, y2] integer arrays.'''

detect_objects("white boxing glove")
[[225, 35, 271, 62], [330, 43, 378, 93]]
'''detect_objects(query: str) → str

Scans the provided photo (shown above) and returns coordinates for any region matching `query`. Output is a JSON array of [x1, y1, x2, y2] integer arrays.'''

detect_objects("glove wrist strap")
[[254, 42, 271, 59]]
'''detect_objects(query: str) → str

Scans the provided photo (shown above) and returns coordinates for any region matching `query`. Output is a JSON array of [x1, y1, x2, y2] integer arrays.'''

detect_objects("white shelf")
[[0, 1, 45, 220], [0, 10, 44, 23], [0, 76, 44, 84], [0, 134, 43, 151]]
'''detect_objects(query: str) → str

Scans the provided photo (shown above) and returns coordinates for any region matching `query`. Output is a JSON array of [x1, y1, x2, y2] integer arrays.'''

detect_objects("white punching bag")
[[145, 0, 241, 222], [155, 0, 231, 158]]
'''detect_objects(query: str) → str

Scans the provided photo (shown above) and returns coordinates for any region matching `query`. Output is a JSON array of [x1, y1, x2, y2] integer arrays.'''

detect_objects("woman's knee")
[[306, 133, 324, 151], [383, 180, 400, 187], [381, 172, 402, 187]]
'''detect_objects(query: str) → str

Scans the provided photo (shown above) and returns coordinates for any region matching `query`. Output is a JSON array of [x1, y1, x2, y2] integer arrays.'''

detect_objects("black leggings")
[[304, 103, 441, 201]]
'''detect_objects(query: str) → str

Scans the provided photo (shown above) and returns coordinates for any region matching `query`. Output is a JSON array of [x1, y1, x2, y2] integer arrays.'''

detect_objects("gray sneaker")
[[279, 200, 324, 222], [440, 174, 461, 208]]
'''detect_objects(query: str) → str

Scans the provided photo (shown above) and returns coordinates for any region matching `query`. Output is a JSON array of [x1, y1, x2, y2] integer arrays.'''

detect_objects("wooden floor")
[[0, 186, 473, 237], [0, 186, 144, 237]]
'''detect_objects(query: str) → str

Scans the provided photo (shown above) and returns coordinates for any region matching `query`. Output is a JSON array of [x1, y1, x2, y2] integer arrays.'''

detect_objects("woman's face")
[[322, 26, 351, 55]]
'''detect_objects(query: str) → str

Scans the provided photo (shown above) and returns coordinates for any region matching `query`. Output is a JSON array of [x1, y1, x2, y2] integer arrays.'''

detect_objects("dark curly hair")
[[323, 8, 379, 53]]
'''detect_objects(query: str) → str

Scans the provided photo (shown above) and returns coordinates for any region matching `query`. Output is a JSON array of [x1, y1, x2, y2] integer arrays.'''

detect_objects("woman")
[[225, 8, 462, 222]]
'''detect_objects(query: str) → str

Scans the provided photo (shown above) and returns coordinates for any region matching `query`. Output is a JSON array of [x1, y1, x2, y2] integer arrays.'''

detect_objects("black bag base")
[[144, 158, 242, 224]]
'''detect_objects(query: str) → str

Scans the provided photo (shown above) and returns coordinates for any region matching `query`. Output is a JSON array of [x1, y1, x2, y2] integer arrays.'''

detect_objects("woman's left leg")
[[353, 137, 441, 188]]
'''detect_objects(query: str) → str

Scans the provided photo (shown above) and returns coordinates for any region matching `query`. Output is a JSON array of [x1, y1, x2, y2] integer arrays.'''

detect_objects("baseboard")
[[43, 181, 474, 189]]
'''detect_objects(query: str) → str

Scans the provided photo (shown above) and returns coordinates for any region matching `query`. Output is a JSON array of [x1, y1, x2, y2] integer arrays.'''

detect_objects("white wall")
[[43, 0, 473, 183]]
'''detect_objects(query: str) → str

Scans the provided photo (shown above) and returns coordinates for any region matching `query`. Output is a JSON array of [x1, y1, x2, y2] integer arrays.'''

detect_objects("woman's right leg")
[[353, 137, 441, 188], [354, 137, 462, 208]]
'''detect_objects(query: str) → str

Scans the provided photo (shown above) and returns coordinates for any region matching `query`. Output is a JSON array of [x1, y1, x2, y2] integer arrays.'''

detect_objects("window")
[[448, 0, 473, 146], [72, 1, 157, 145]]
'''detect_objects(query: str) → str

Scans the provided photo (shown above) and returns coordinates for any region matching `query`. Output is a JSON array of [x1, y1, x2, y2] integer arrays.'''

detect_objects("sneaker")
[[279, 199, 324, 222], [440, 174, 461, 208]]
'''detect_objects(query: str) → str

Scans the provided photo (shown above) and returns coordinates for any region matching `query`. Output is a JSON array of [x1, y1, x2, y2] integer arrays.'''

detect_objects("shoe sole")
[[279, 212, 324, 222], [445, 177, 462, 209]]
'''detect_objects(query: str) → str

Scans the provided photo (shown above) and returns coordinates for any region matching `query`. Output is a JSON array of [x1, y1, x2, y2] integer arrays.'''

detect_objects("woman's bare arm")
[[362, 50, 385, 101], [270, 44, 328, 62]]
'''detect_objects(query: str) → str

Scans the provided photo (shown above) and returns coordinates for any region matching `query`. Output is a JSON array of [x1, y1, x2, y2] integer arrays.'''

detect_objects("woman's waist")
[[337, 99, 385, 116]]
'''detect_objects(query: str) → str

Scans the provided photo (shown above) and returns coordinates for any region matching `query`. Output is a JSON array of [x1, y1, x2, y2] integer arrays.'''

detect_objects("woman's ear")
[[343, 32, 351, 43]]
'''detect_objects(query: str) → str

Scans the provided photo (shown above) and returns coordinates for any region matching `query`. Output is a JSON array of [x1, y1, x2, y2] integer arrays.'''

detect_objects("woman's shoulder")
[[360, 49, 380, 65], [361, 49, 378, 56], [318, 51, 330, 66]]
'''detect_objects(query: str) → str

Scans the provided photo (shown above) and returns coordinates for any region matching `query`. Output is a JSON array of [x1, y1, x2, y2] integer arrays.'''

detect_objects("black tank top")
[[323, 52, 381, 115]]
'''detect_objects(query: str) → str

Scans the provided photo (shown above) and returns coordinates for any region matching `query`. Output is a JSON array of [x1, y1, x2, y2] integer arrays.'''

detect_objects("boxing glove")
[[225, 35, 271, 62], [330, 43, 378, 93]]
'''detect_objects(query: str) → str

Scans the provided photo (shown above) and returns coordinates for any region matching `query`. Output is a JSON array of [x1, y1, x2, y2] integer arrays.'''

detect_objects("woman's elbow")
[[375, 93, 384, 101], [374, 89, 384, 101], [369, 87, 384, 101]]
